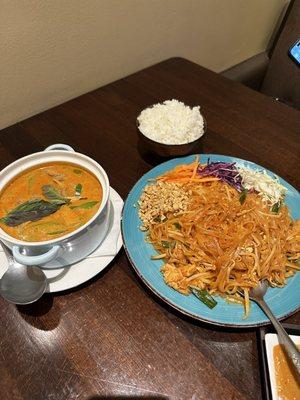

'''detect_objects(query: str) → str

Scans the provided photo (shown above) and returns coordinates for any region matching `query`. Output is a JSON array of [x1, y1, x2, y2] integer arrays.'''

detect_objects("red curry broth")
[[0, 162, 102, 242]]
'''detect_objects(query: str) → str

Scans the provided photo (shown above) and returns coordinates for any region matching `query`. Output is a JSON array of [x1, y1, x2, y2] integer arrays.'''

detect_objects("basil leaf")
[[239, 189, 248, 205], [42, 185, 69, 204], [271, 202, 281, 213], [75, 183, 82, 196], [190, 286, 217, 309], [0, 199, 62, 227], [70, 201, 99, 210]]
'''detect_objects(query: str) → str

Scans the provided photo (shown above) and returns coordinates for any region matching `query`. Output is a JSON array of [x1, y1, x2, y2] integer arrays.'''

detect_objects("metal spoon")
[[249, 280, 300, 375], [0, 243, 47, 305]]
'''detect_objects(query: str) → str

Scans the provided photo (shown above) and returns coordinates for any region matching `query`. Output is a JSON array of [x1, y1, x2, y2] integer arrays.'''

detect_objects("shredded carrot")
[[190, 156, 199, 181], [158, 155, 212, 183]]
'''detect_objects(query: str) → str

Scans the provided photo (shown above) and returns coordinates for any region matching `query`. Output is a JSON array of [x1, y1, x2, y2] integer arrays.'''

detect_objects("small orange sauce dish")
[[265, 333, 300, 400]]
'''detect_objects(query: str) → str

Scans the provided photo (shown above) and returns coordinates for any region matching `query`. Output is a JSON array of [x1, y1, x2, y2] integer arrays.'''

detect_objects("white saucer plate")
[[0, 187, 123, 293]]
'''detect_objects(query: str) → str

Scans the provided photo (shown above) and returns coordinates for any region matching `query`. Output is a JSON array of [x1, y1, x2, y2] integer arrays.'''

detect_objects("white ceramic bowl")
[[0, 144, 110, 269]]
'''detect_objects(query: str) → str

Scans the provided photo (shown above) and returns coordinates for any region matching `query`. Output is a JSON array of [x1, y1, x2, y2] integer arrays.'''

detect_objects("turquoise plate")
[[122, 154, 300, 327]]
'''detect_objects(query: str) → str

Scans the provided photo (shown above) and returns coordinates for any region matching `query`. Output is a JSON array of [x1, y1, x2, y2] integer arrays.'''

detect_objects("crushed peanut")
[[138, 182, 190, 230]]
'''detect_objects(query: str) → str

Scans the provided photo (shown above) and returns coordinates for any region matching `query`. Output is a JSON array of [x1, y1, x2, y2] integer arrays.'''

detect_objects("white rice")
[[137, 99, 205, 145]]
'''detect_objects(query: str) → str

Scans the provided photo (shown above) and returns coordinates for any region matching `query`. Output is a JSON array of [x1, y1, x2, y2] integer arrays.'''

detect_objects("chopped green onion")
[[153, 215, 167, 223], [162, 240, 175, 249], [271, 202, 281, 213], [190, 286, 217, 309], [173, 222, 181, 230], [239, 189, 248, 205]]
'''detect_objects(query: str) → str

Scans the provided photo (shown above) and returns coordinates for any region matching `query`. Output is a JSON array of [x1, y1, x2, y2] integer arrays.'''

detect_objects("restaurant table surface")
[[0, 57, 299, 400]]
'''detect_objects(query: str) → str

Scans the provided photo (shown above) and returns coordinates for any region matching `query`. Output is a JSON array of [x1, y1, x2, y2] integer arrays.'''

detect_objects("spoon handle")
[[257, 298, 300, 376], [0, 242, 14, 265]]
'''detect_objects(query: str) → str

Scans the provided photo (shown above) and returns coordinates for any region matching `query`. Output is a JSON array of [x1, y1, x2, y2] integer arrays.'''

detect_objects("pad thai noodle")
[[138, 157, 300, 318]]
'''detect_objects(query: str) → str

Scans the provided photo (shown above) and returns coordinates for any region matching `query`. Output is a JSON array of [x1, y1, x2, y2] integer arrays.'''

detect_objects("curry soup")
[[0, 162, 102, 242]]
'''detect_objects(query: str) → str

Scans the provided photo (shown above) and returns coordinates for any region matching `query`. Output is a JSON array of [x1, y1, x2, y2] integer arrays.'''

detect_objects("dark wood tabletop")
[[0, 57, 299, 400]]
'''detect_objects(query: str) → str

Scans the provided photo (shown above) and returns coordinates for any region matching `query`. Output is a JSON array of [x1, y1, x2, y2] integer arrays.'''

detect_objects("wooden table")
[[0, 58, 299, 400]]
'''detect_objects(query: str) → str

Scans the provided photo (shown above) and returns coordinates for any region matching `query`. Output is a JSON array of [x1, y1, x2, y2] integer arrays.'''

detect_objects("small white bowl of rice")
[[137, 99, 206, 158]]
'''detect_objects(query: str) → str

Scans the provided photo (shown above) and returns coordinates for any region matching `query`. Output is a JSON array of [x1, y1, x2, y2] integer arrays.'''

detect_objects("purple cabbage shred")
[[198, 161, 243, 192]]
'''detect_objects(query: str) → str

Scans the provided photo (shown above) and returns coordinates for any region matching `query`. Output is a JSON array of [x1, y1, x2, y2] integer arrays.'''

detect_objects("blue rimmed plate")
[[121, 154, 300, 327]]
